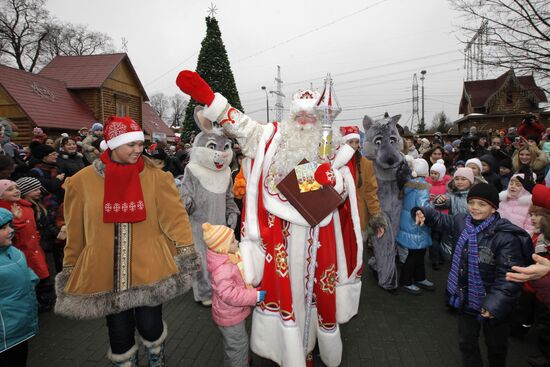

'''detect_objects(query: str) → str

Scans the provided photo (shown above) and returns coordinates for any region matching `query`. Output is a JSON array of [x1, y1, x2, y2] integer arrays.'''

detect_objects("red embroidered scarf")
[[100, 150, 146, 223]]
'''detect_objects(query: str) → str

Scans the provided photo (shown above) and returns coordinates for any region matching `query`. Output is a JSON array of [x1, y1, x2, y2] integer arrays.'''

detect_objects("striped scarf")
[[447, 214, 496, 312]]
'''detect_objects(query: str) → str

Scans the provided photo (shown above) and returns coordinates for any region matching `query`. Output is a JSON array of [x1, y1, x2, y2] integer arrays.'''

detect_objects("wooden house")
[[454, 69, 548, 133], [0, 53, 175, 145]]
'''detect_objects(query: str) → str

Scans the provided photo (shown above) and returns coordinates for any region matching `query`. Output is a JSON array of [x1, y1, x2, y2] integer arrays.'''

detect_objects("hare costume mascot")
[[179, 109, 240, 306], [177, 71, 364, 367]]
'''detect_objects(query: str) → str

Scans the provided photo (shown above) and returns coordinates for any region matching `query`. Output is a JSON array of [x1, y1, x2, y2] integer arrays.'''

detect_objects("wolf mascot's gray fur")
[[363, 114, 410, 290]]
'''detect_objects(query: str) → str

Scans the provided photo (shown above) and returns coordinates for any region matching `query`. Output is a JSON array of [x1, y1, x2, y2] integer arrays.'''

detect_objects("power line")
[[234, 0, 391, 63], [144, 51, 198, 87]]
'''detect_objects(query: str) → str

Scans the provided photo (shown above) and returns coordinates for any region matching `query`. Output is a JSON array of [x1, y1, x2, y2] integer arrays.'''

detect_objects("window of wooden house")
[[506, 92, 513, 105], [116, 97, 129, 116]]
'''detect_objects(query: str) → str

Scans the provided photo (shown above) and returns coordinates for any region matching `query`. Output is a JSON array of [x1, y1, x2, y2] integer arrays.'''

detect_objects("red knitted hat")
[[100, 116, 144, 151]]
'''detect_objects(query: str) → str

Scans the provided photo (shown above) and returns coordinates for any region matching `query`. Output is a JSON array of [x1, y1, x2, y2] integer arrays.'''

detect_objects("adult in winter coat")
[[518, 113, 545, 139], [498, 174, 534, 235], [55, 116, 199, 367], [28, 143, 65, 203], [0, 208, 39, 367], [512, 145, 548, 183], [56, 137, 86, 177]]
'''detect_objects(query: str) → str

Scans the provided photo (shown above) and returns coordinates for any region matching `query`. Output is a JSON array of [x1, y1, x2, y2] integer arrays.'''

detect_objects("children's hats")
[[412, 158, 429, 178], [202, 222, 234, 253], [465, 158, 483, 173], [0, 179, 17, 198], [430, 159, 446, 179], [499, 158, 513, 170], [0, 208, 13, 227], [453, 167, 474, 184], [91, 122, 103, 132], [16, 177, 46, 197], [467, 183, 499, 209]]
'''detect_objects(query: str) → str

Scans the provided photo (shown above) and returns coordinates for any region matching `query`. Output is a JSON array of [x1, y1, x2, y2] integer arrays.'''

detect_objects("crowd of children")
[[1, 111, 550, 367]]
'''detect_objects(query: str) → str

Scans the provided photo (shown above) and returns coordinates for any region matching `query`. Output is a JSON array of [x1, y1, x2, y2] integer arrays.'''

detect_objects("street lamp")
[[261, 86, 270, 122], [420, 70, 426, 128]]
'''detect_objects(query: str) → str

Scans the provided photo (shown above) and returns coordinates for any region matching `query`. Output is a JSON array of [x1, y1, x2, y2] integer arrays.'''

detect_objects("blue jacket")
[[418, 208, 533, 319], [0, 245, 39, 353], [396, 177, 432, 249]]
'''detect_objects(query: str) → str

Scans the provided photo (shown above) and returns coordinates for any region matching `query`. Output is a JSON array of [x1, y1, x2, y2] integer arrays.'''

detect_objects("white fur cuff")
[[240, 239, 265, 286], [332, 144, 356, 170], [203, 93, 228, 122]]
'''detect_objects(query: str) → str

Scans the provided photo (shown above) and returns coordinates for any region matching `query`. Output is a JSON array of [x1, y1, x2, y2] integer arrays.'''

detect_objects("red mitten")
[[176, 70, 215, 106], [314, 162, 336, 186]]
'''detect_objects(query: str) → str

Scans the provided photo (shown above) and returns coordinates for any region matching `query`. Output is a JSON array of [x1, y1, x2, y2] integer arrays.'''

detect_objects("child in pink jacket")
[[498, 173, 534, 235], [203, 222, 266, 367]]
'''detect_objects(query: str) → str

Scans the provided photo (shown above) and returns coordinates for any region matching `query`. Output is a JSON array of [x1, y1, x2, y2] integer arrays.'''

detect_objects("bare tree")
[[42, 22, 114, 61], [149, 93, 170, 121], [0, 0, 50, 72], [450, 0, 550, 93], [169, 94, 188, 129]]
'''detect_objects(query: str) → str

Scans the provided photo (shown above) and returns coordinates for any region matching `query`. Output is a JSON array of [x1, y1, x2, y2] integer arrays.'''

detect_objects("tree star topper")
[[207, 3, 218, 17]]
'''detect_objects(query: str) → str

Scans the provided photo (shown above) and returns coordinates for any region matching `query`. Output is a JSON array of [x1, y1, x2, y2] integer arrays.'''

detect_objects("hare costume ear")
[[363, 115, 374, 131], [388, 114, 402, 126], [194, 105, 213, 132]]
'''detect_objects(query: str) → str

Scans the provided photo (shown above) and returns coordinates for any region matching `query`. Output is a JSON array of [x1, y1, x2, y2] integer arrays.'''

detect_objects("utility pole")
[[411, 73, 420, 132], [418, 70, 427, 133], [261, 86, 270, 122], [271, 65, 285, 122]]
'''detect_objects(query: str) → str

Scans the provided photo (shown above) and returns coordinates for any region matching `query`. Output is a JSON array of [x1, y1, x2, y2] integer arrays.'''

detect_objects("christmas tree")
[[182, 16, 243, 138]]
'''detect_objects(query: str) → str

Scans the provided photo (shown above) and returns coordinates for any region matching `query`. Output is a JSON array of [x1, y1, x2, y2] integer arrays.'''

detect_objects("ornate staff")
[[303, 73, 342, 356]]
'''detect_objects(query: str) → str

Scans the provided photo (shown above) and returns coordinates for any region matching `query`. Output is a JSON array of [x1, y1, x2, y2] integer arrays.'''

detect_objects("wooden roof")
[[459, 70, 547, 114], [142, 102, 175, 137], [0, 64, 97, 130], [39, 53, 149, 100]]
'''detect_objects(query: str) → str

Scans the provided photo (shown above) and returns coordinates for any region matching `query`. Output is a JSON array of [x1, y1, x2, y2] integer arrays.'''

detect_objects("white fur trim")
[[140, 321, 168, 354], [107, 131, 144, 150], [336, 280, 362, 324], [250, 309, 307, 367], [185, 163, 231, 194], [332, 166, 344, 195], [340, 166, 363, 279], [499, 190, 532, 205], [332, 143, 355, 170], [317, 324, 343, 367], [239, 239, 265, 286], [203, 93, 228, 122], [343, 133, 360, 142], [100, 140, 108, 151], [107, 344, 138, 364]]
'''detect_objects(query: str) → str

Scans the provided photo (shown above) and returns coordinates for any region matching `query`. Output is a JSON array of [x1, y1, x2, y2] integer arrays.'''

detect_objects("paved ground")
[[29, 259, 540, 366]]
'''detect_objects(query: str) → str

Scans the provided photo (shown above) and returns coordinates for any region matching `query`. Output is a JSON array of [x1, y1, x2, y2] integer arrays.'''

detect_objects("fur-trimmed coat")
[[55, 157, 199, 320]]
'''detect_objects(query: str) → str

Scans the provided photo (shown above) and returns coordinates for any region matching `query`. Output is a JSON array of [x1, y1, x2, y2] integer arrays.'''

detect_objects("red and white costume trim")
[[205, 94, 363, 367]]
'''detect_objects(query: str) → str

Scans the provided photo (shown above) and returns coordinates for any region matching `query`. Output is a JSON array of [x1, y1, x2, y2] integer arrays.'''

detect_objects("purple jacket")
[[206, 249, 258, 327]]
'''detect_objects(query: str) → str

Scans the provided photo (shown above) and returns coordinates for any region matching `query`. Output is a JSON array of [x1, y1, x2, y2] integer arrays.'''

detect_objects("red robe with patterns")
[[204, 98, 363, 367]]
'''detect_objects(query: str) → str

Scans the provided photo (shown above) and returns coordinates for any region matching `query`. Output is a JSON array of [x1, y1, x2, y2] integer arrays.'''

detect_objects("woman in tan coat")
[[55, 116, 198, 367]]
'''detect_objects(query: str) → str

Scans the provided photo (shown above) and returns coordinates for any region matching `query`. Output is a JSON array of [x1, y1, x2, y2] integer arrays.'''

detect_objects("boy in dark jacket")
[[414, 183, 533, 367]]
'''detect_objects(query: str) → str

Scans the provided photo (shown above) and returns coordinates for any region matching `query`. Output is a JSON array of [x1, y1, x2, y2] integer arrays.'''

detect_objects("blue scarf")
[[447, 214, 496, 312]]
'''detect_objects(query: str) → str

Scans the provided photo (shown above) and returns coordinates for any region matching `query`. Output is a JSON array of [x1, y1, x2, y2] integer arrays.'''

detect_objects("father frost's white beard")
[[266, 118, 322, 191]]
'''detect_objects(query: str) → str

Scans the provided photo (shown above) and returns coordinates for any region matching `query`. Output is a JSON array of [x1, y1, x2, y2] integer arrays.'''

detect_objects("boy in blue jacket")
[[0, 208, 38, 367], [414, 183, 533, 367]]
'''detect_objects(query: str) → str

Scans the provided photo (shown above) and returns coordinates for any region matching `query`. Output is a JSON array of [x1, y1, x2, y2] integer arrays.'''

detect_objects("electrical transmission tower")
[[464, 20, 488, 80], [272, 65, 285, 121], [411, 73, 420, 132]]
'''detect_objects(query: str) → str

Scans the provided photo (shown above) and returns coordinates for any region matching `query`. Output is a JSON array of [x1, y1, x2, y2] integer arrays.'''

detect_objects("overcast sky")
[[47, 0, 486, 130]]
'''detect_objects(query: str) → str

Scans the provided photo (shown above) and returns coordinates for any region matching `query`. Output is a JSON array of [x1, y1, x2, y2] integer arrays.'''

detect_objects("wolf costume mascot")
[[363, 114, 410, 291], [177, 70, 363, 367]]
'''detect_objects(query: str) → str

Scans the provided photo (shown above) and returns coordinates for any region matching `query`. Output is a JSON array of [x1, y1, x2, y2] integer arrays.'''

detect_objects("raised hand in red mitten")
[[176, 70, 215, 106], [314, 162, 336, 186]]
